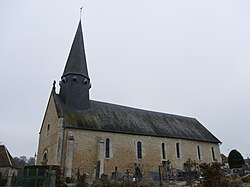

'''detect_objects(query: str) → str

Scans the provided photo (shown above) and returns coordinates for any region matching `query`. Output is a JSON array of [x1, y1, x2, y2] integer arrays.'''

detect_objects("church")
[[37, 20, 221, 180]]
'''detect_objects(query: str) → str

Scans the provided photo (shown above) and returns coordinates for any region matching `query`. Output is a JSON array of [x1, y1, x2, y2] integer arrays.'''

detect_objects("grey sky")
[[0, 0, 250, 158]]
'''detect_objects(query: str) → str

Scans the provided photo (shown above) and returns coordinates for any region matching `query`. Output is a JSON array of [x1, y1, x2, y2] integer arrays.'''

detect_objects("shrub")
[[199, 162, 229, 187]]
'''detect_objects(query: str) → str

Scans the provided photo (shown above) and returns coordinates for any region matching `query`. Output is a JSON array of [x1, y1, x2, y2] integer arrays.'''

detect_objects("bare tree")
[[13, 156, 35, 169]]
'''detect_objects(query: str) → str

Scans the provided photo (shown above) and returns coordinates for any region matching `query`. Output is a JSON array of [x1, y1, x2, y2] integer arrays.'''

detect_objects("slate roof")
[[0, 145, 16, 168], [53, 93, 221, 143], [62, 20, 89, 78]]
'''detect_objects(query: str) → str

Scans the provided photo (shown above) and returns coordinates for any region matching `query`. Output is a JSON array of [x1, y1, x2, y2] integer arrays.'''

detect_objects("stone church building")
[[37, 21, 221, 179]]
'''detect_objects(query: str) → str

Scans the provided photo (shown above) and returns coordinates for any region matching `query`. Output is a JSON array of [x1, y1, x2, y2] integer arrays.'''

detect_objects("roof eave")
[[64, 125, 221, 144]]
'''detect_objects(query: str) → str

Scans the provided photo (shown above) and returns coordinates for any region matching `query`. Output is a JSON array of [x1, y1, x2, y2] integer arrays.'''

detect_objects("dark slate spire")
[[59, 20, 91, 111], [62, 20, 89, 79]]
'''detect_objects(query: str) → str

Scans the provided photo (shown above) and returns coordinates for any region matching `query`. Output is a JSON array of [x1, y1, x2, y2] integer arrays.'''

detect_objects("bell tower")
[[59, 20, 91, 111]]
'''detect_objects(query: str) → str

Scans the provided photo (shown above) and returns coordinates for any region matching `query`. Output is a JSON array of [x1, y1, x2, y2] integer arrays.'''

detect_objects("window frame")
[[42, 150, 48, 165], [162, 143, 166, 159], [211, 147, 216, 161], [176, 142, 180, 158], [105, 138, 110, 158], [137, 141, 142, 159], [197, 145, 201, 160], [47, 124, 50, 134]]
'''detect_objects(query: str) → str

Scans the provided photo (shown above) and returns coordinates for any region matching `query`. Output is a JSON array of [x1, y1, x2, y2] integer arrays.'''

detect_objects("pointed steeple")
[[62, 20, 89, 79], [59, 20, 91, 111]]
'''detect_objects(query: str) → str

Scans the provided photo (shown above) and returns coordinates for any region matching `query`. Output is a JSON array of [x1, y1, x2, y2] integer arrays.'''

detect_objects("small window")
[[47, 124, 50, 133], [211, 147, 215, 161], [176, 143, 180, 158], [137, 141, 142, 159], [62, 77, 66, 83], [162, 143, 166, 159], [105, 138, 110, 158], [197, 145, 201, 160], [83, 78, 88, 85]]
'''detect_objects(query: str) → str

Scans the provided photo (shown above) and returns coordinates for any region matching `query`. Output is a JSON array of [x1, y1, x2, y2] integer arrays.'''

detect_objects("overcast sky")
[[0, 0, 250, 159]]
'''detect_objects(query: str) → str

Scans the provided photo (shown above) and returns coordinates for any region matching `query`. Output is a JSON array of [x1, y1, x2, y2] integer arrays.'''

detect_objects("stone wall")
[[67, 129, 221, 179], [37, 94, 61, 166]]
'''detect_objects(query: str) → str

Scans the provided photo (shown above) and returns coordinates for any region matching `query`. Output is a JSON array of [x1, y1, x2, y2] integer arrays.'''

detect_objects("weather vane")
[[80, 6, 83, 19]]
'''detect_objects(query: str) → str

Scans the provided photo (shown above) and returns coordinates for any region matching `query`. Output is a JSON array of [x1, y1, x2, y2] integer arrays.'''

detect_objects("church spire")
[[62, 20, 89, 79], [59, 20, 91, 111]]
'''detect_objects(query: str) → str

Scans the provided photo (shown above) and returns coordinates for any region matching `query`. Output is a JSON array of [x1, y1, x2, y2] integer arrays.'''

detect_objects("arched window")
[[197, 145, 201, 160], [162, 143, 166, 159], [176, 143, 180, 158], [42, 151, 48, 165], [137, 141, 142, 159], [211, 147, 215, 161], [105, 138, 110, 158]]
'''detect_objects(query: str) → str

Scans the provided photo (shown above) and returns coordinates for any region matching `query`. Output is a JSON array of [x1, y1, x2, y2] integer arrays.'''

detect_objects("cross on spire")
[[80, 6, 83, 19]]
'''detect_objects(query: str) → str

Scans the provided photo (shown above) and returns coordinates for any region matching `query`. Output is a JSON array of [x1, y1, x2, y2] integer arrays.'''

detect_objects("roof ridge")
[[90, 99, 196, 120]]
